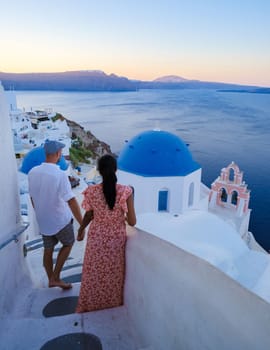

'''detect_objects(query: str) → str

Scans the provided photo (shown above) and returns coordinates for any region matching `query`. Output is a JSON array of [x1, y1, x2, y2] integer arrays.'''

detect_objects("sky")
[[0, 0, 269, 87]]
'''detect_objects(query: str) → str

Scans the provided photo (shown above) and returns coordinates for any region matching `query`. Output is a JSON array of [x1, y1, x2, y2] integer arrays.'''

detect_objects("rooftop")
[[118, 129, 200, 177]]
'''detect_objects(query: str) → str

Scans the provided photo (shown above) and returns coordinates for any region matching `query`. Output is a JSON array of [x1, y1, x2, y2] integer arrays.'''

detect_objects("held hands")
[[77, 226, 85, 241], [77, 210, 93, 241]]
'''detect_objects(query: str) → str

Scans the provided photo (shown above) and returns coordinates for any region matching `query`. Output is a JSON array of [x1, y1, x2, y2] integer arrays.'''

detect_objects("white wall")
[[124, 227, 270, 350], [0, 84, 31, 313], [118, 168, 202, 215], [0, 84, 21, 234], [181, 168, 201, 210]]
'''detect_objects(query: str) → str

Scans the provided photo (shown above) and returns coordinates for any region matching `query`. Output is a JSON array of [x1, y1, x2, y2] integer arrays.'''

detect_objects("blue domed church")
[[117, 129, 207, 215]]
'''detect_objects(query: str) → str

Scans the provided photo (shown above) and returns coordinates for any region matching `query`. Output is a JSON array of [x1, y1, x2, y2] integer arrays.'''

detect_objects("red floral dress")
[[76, 183, 132, 313]]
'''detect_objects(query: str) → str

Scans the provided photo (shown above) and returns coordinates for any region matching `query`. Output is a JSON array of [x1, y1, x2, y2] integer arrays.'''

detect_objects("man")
[[28, 139, 83, 290]]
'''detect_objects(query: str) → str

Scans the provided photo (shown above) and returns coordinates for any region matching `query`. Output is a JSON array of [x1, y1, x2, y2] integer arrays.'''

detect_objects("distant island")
[[0, 70, 269, 93], [217, 88, 270, 94]]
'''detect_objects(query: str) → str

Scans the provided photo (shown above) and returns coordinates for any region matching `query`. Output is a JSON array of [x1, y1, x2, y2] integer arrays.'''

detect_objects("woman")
[[76, 154, 136, 312]]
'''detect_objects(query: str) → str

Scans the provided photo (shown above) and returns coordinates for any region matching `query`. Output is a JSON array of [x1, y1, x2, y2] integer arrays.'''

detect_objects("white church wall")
[[125, 226, 270, 350], [117, 171, 154, 213], [118, 169, 202, 215], [181, 168, 201, 210], [199, 183, 211, 210]]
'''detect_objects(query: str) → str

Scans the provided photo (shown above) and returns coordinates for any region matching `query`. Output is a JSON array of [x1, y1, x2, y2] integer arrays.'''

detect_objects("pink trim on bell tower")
[[209, 162, 250, 217]]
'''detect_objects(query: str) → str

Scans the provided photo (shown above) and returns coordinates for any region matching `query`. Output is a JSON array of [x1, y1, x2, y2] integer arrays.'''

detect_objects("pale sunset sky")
[[0, 0, 269, 87]]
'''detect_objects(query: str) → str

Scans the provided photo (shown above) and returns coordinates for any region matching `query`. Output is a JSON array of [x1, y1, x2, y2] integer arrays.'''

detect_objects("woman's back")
[[77, 183, 133, 312], [83, 183, 132, 230]]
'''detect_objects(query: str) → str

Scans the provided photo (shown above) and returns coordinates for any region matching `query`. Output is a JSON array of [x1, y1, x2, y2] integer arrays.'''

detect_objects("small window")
[[220, 188, 227, 202], [188, 182, 194, 206], [229, 168, 234, 182], [231, 190, 238, 205], [158, 190, 168, 211]]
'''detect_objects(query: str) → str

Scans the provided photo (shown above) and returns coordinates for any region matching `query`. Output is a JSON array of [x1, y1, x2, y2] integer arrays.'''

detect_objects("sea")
[[15, 89, 270, 250]]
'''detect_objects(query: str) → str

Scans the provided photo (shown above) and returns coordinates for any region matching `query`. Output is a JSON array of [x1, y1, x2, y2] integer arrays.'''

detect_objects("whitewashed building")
[[117, 129, 208, 215]]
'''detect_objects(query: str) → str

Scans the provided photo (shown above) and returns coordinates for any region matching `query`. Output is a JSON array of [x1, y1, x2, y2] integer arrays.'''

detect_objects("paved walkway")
[[0, 234, 139, 350]]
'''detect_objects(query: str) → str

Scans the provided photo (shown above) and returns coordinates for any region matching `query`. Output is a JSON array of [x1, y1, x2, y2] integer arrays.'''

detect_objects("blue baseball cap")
[[44, 139, 65, 155]]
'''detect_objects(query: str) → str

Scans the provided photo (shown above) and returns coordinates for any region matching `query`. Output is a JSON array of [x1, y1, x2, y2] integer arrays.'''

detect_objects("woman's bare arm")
[[126, 194, 136, 226], [80, 210, 94, 230]]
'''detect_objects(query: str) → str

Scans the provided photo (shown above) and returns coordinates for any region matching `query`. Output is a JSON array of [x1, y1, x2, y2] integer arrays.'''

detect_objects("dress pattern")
[[76, 183, 132, 312]]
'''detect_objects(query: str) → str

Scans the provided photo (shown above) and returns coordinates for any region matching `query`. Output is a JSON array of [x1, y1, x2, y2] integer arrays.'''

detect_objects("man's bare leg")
[[43, 248, 54, 282], [49, 245, 73, 290]]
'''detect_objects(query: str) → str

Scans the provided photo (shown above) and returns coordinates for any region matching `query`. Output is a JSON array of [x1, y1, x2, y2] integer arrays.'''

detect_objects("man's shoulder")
[[28, 164, 43, 176], [29, 163, 64, 177]]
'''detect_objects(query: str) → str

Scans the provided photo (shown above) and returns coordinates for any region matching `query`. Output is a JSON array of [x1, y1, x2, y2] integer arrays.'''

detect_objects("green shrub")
[[51, 113, 65, 122], [69, 145, 92, 167]]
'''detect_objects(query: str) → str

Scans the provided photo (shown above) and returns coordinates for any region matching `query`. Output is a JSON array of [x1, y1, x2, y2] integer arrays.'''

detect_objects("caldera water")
[[16, 89, 270, 250]]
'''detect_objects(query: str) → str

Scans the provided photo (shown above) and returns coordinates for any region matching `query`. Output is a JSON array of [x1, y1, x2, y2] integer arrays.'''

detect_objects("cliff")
[[64, 117, 113, 159]]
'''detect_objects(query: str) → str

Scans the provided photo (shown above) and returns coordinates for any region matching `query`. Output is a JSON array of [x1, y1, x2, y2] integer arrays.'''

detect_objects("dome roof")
[[117, 130, 200, 177], [20, 146, 68, 174]]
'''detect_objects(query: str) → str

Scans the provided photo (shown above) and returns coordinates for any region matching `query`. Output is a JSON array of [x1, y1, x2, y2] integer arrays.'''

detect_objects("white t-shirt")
[[28, 162, 74, 235]]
